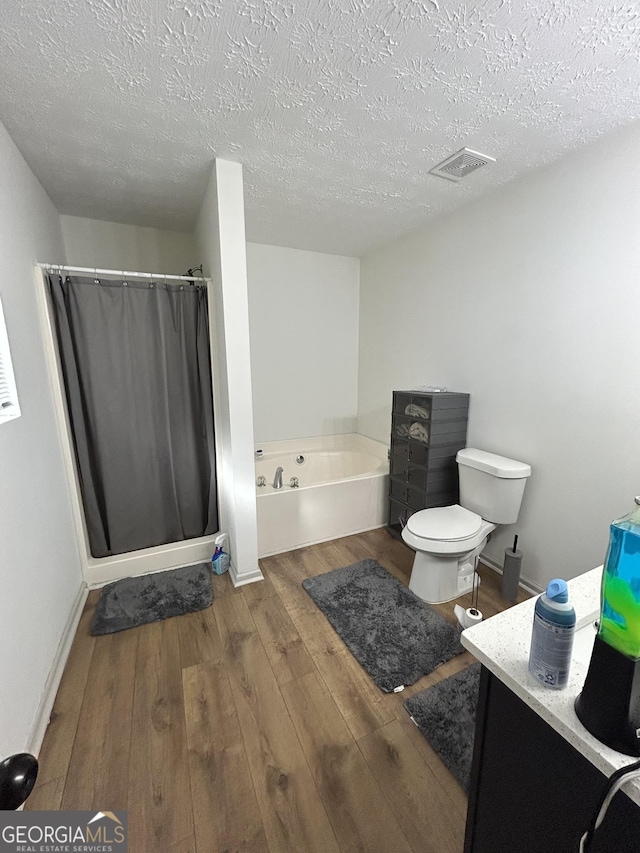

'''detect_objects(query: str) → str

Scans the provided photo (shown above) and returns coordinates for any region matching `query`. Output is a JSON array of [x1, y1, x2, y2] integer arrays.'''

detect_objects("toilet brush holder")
[[502, 535, 523, 601]]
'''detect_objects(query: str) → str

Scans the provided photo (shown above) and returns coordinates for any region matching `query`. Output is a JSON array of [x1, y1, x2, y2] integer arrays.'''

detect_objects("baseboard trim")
[[26, 581, 88, 757], [229, 561, 264, 587], [480, 552, 542, 596]]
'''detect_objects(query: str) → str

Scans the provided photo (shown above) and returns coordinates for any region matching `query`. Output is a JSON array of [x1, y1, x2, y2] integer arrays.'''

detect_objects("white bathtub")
[[255, 434, 389, 558]]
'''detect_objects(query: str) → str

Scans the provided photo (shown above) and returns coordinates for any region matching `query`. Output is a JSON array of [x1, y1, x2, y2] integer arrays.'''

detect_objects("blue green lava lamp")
[[575, 498, 640, 755]]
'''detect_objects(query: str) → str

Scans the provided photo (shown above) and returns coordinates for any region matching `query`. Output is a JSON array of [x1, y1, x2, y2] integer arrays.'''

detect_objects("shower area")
[[36, 262, 221, 585]]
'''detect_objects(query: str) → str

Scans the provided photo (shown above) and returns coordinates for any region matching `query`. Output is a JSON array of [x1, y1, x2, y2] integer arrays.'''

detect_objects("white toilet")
[[402, 448, 531, 604]]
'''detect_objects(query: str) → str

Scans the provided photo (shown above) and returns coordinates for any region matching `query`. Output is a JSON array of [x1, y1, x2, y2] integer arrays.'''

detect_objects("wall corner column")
[[196, 158, 263, 586]]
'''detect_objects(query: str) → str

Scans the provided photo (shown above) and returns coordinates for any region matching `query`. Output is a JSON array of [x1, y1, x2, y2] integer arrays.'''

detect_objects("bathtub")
[[255, 434, 389, 558]]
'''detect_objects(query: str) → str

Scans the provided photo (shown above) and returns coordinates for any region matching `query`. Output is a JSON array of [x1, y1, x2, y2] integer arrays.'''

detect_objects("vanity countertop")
[[461, 566, 640, 807]]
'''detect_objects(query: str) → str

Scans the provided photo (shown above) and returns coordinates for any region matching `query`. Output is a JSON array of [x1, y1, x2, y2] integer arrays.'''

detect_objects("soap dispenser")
[[575, 497, 640, 755]]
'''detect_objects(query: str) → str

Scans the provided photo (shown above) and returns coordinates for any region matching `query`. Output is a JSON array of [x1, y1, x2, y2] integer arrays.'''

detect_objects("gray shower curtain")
[[48, 274, 218, 557]]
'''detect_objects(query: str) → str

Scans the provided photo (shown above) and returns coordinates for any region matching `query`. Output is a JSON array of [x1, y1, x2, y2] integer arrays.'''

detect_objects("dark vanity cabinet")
[[465, 668, 640, 853], [387, 390, 469, 540]]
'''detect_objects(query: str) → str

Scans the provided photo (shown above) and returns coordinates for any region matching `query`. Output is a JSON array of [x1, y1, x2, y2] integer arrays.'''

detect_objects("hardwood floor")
[[27, 528, 528, 852]]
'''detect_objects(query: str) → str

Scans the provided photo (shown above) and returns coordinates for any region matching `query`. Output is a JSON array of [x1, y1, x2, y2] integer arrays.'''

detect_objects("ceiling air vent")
[[430, 148, 496, 183]]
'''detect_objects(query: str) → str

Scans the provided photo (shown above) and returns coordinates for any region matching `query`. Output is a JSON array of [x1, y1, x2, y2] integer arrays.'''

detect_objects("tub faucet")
[[273, 466, 284, 489]]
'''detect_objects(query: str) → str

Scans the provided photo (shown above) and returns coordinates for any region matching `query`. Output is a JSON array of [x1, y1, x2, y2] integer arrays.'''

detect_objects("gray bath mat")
[[91, 562, 213, 635], [302, 558, 462, 692], [404, 663, 481, 791]]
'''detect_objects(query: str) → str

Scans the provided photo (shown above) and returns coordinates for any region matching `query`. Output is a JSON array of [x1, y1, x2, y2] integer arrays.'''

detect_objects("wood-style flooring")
[[26, 528, 528, 852]]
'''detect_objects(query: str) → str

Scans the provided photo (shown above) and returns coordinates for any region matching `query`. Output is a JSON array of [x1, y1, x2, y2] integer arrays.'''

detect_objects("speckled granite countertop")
[[461, 566, 640, 807]]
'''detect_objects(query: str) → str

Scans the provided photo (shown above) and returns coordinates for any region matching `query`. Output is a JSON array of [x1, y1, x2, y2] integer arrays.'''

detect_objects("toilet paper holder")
[[455, 563, 483, 630]]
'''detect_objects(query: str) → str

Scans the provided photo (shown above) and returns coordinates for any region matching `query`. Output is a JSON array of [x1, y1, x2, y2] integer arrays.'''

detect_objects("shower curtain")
[[48, 274, 218, 558]]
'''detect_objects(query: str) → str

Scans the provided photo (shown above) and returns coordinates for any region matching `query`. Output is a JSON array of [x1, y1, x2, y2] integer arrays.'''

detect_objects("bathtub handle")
[[256, 476, 266, 487], [290, 477, 299, 488]]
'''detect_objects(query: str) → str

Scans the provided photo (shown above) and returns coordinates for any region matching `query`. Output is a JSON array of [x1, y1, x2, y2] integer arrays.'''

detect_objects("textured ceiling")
[[1, 0, 639, 256]]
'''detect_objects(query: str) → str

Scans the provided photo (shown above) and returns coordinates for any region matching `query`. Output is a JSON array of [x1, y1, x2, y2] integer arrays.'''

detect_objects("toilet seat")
[[406, 504, 482, 543], [402, 505, 495, 557]]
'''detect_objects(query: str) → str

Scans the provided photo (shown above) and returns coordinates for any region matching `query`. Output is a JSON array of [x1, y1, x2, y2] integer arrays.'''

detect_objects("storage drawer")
[[427, 443, 466, 467], [393, 414, 430, 444], [389, 454, 410, 479], [393, 393, 431, 420], [430, 393, 470, 412], [430, 406, 469, 423], [390, 458, 430, 490], [423, 460, 457, 487], [427, 490, 458, 507], [391, 438, 429, 465], [389, 476, 408, 503], [428, 421, 468, 447], [393, 416, 468, 447], [388, 497, 414, 538], [408, 442, 429, 466], [389, 476, 424, 510], [393, 393, 412, 415], [406, 465, 427, 490], [391, 441, 462, 474], [390, 437, 410, 460], [406, 483, 426, 510], [425, 470, 456, 496]]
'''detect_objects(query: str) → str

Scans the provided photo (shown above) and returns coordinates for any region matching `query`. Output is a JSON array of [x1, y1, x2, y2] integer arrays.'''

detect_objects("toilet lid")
[[406, 505, 482, 541]]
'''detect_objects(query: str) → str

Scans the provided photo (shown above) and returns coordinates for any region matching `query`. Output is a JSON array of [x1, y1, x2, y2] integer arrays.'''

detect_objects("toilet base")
[[408, 541, 486, 604], [456, 569, 480, 600]]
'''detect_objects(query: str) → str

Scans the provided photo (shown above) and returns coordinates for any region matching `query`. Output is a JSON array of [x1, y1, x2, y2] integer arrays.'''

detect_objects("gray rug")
[[404, 663, 481, 791], [301, 558, 462, 692], [90, 562, 213, 635]]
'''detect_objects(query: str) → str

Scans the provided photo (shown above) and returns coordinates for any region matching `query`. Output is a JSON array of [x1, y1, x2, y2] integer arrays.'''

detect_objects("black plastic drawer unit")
[[387, 390, 469, 542]]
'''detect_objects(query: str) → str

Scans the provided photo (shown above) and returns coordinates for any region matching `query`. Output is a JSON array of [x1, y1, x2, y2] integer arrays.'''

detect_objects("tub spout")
[[273, 466, 284, 489]]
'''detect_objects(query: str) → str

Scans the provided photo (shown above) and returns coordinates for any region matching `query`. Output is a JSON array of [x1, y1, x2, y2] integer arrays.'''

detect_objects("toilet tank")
[[457, 448, 532, 524]]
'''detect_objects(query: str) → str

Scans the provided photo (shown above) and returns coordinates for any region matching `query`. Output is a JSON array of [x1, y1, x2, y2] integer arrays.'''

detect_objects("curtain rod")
[[37, 263, 212, 283]]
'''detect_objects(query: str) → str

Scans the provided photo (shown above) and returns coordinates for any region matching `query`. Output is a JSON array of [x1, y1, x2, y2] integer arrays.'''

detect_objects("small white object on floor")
[[455, 604, 484, 630], [393, 684, 405, 693]]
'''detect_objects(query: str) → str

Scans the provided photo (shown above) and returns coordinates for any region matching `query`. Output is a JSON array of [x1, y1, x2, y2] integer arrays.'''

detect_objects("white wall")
[[0, 120, 83, 757], [196, 159, 262, 586], [247, 243, 359, 443], [358, 121, 640, 591], [60, 215, 197, 275]]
